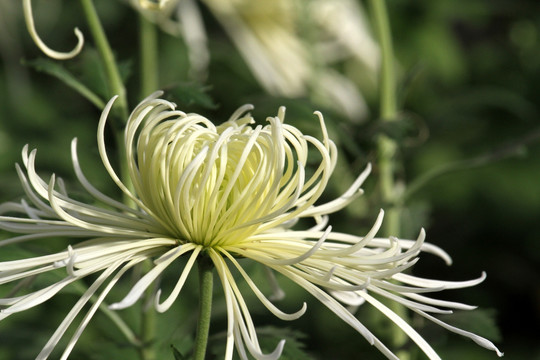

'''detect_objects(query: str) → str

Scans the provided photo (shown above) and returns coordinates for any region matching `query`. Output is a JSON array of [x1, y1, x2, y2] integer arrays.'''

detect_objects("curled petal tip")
[[108, 303, 124, 311], [479, 271, 487, 281], [146, 90, 165, 100], [23, 0, 84, 60], [109, 296, 137, 311], [269, 339, 286, 360]]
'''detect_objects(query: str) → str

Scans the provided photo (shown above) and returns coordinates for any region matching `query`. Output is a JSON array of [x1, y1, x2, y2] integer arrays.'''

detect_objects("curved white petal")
[[412, 308, 504, 357], [36, 258, 138, 360], [260, 227, 331, 266], [222, 250, 307, 321], [394, 271, 487, 290], [22, 0, 84, 60], [154, 246, 201, 312], [355, 290, 442, 360], [109, 245, 193, 310]]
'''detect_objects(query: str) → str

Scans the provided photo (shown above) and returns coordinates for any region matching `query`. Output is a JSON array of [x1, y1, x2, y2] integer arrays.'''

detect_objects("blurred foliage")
[[1, 0, 540, 359]]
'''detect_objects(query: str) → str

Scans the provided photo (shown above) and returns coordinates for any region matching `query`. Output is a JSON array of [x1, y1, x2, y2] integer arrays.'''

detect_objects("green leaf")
[[438, 309, 502, 342], [257, 327, 313, 360], [171, 345, 187, 360], [22, 58, 106, 110], [168, 83, 218, 110], [77, 48, 108, 100], [208, 326, 313, 360]]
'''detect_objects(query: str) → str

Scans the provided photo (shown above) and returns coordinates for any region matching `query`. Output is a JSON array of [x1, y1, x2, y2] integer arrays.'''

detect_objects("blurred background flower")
[[135, 0, 379, 122]]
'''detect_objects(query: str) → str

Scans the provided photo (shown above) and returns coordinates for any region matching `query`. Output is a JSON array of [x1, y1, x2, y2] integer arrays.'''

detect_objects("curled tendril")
[[22, 0, 84, 60]]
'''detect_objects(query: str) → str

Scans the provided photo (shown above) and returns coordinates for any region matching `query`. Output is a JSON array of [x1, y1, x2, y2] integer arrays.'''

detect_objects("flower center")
[[134, 116, 286, 248]]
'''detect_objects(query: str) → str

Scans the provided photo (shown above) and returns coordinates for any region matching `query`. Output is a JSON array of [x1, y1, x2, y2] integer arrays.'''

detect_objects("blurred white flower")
[[137, 0, 379, 121], [0, 92, 502, 359], [22, 0, 378, 120]]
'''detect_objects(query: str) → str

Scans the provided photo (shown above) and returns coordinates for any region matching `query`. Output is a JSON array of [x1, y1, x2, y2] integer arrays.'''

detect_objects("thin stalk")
[[139, 12, 159, 97], [99, 301, 141, 347], [136, 18, 159, 358], [193, 256, 214, 360], [369, 0, 410, 358], [79, 0, 135, 209], [70, 281, 140, 347], [135, 260, 157, 360], [79, 3, 145, 359], [403, 127, 540, 201], [79, 0, 128, 120], [370, 0, 399, 237], [371, 0, 397, 121]]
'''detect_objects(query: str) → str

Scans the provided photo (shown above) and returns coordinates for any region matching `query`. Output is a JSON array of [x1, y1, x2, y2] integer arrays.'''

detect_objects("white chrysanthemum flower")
[[0, 92, 502, 359]]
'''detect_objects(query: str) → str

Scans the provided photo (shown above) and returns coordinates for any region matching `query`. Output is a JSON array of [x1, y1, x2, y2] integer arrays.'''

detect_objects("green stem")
[[403, 127, 540, 201], [369, 1, 410, 358], [193, 256, 214, 360], [378, 135, 400, 236], [371, 0, 397, 121], [70, 281, 139, 347], [100, 301, 141, 346], [79, 0, 128, 120], [78, 3, 145, 358], [139, 12, 159, 98], [136, 260, 157, 360], [79, 0, 135, 208], [370, 0, 400, 237]]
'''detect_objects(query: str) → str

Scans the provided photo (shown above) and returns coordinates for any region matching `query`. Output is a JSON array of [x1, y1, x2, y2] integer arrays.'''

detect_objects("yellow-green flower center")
[[133, 111, 288, 248]]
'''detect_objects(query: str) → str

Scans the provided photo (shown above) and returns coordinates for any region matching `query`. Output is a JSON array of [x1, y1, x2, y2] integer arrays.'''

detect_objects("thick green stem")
[[378, 135, 400, 236], [79, 0, 128, 120], [369, 1, 410, 358], [139, 13, 159, 98], [193, 256, 214, 360], [137, 260, 157, 360], [370, 0, 400, 237], [371, 0, 397, 121]]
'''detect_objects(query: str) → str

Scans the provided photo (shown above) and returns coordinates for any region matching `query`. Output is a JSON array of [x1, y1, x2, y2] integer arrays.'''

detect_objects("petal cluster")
[[0, 92, 502, 359]]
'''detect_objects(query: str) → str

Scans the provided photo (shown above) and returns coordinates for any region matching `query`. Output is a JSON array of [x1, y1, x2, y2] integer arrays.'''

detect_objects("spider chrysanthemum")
[[0, 92, 502, 359]]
